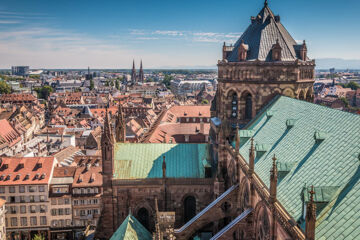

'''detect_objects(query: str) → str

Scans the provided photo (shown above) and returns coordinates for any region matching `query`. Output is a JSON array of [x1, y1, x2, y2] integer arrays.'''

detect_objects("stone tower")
[[131, 59, 137, 85], [96, 108, 116, 239], [115, 103, 126, 142], [211, 0, 315, 194], [139, 60, 144, 83], [214, 0, 315, 128]]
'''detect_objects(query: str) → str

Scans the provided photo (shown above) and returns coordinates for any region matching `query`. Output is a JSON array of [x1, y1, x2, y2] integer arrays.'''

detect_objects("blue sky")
[[0, 0, 359, 69]]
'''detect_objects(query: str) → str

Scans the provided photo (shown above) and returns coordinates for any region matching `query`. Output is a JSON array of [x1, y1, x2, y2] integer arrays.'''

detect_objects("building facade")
[[0, 157, 56, 240]]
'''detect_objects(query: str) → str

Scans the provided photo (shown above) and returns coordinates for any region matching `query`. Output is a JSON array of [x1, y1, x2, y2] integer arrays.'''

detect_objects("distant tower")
[[86, 66, 93, 80], [139, 60, 144, 83], [115, 103, 126, 142], [131, 60, 137, 84]]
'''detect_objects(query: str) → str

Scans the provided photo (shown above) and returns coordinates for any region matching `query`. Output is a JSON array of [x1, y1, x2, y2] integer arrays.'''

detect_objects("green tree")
[[162, 74, 174, 89], [0, 80, 12, 94], [340, 97, 349, 108], [89, 79, 94, 90], [34, 86, 53, 99], [32, 234, 45, 240]]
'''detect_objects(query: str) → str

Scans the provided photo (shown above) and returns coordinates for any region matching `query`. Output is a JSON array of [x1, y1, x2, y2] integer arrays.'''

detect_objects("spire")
[[248, 137, 255, 175], [264, 0, 268, 7], [131, 59, 137, 84], [115, 102, 126, 142], [162, 155, 166, 178], [306, 185, 317, 240], [269, 154, 278, 203], [102, 107, 114, 144], [139, 60, 144, 83]]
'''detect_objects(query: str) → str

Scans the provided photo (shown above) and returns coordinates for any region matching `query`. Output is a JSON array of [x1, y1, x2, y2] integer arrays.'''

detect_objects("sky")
[[0, 0, 359, 69]]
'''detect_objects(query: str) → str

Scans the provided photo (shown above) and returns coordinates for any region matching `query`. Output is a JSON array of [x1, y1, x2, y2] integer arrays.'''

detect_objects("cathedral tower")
[[97, 108, 116, 239], [139, 60, 144, 83], [213, 0, 315, 128], [131, 59, 137, 84]]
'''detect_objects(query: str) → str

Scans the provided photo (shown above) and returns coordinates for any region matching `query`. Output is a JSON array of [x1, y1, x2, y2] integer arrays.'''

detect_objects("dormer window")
[[34, 173, 40, 180], [78, 175, 83, 183], [0, 175, 4, 180], [272, 39, 282, 61], [24, 174, 29, 180], [238, 40, 249, 61], [40, 174, 46, 180], [14, 174, 20, 180], [18, 163, 24, 169], [5, 175, 11, 181]]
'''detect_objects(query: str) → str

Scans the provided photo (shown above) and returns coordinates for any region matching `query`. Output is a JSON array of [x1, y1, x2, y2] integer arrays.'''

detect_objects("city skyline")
[[0, 0, 359, 69]]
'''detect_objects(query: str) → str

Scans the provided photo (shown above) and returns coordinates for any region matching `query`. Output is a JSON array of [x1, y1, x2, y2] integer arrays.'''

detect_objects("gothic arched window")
[[245, 94, 253, 120], [231, 93, 238, 119], [184, 196, 196, 222], [256, 207, 271, 240], [137, 208, 150, 230]]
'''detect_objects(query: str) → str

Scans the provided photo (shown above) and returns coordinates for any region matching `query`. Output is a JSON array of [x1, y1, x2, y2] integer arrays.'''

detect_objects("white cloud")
[[153, 30, 184, 36], [0, 20, 21, 24], [0, 27, 220, 68]]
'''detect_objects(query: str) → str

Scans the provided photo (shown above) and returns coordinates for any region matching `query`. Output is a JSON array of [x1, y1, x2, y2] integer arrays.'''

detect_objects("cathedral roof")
[[227, 2, 306, 62], [110, 214, 152, 240], [234, 96, 360, 239], [113, 143, 211, 179]]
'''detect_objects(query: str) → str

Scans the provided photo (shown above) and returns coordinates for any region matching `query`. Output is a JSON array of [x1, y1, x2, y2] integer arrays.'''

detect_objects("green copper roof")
[[110, 214, 152, 240], [113, 143, 210, 179], [235, 96, 360, 239]]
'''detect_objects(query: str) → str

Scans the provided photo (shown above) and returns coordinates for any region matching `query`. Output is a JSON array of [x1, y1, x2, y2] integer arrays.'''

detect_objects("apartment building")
[[49, 166, 76, 240], [0, 157, 56, 240], [71, 156, 102, 239]]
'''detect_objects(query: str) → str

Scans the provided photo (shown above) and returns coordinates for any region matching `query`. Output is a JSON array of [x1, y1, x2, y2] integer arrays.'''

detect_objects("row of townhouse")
[[0, 155, 102, 240]]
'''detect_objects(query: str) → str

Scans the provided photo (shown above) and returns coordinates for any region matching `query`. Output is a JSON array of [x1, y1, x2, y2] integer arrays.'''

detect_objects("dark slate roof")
[[227, 2, 304, 62]]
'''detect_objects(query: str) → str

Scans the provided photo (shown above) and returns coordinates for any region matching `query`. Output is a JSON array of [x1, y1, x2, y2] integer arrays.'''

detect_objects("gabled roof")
[[110, 214, 152, 240], [227, 2, 304, 62], [0, 157, 55, 185], [235, 96, 360, 239], [113, 143, 210, 179]]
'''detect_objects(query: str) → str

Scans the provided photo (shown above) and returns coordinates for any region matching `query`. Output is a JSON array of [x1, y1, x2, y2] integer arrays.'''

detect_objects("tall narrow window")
[[184, 196, 196, 223], [245, 94, 253, 120]]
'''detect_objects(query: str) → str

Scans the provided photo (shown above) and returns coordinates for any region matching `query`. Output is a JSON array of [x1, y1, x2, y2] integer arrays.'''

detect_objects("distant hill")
[[315, 58, 360, 70]]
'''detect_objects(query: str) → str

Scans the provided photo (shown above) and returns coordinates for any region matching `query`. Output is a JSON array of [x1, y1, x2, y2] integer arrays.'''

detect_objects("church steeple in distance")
[[131, 59, 137, 85], [139, 60, 144, 83]]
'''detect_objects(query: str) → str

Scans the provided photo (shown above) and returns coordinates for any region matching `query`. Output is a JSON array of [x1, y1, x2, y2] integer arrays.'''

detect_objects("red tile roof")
[[161, 105, 210, 122], [53, 166, 76, 178], [0, 157, 55, 185], [0, 119, 21, 147], [72, 156, 102, 187]]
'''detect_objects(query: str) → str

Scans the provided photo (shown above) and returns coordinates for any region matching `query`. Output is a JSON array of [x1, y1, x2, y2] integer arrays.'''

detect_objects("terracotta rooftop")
[[53, 166, 76, 178], [0, 157, 55, 185], [0, 93, 37, 102], [161, 105, 210, 122], [72, 156, 102, 187], [0, 119, 21, 147]]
